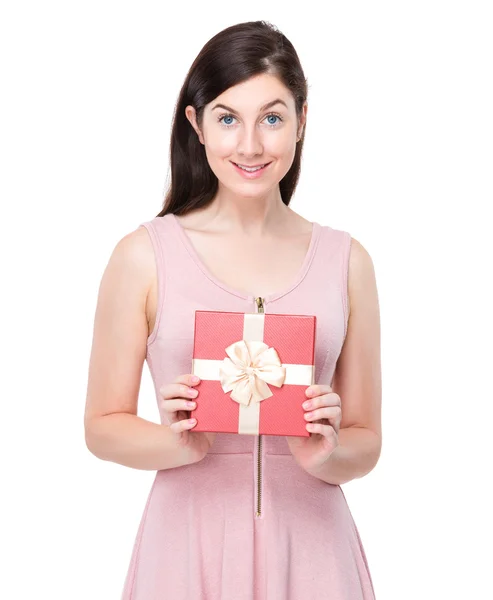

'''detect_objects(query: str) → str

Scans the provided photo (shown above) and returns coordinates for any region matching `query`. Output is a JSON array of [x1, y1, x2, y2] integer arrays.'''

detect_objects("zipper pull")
[[255, 296, 264, 313]]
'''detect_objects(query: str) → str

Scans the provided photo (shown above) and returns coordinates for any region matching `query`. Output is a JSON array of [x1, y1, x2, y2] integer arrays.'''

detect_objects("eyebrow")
[[211, 99, 289, 113]]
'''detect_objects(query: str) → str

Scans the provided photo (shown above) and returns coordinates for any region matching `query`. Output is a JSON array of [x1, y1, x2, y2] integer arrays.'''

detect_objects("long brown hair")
[[157, 20, 309, 218]]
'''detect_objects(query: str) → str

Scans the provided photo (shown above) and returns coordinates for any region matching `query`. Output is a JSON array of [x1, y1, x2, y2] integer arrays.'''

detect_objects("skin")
[[84, 73, 381, 479]]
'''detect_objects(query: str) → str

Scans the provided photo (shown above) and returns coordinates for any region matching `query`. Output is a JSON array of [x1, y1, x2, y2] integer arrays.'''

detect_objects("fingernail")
[[306, 388, 314, 397], [192, 375, 200, 383], [187, 401, 196, 408], [303, 401, 311, 409]]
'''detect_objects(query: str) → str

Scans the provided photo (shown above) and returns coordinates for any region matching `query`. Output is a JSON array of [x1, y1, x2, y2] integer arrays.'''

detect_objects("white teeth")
[[236, 163, 266, 172]]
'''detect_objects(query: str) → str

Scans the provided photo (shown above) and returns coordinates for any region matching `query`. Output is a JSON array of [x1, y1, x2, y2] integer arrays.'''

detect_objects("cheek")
[[203, 131, 235, 157], [264, 132, 297, 158], [203, 145, 233, 180]]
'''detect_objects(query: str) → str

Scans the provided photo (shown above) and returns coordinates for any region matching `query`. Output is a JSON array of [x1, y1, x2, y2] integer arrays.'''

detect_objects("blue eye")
[[266, 114, 280, 126], [221, 115, 235, 126], [217, 112, 283, 128]]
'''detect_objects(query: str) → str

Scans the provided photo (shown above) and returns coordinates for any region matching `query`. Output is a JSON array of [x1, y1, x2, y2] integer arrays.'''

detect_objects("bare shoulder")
[[111, 225, 155, 270], [347, 236, 378, 315], [95, 226, 156, 330], [105, 225, 156, 292], [112, 224, 157, 325]]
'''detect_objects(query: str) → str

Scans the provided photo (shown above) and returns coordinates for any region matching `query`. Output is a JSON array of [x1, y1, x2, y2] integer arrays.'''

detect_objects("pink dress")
[[120, 213, 376, 600]]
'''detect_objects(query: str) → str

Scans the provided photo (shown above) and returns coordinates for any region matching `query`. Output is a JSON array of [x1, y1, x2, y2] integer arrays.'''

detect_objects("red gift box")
[[190, 310, 316, 437]]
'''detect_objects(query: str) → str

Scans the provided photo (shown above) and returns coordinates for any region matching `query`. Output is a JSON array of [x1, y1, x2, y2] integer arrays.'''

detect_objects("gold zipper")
[[255, 295, 264, 518]]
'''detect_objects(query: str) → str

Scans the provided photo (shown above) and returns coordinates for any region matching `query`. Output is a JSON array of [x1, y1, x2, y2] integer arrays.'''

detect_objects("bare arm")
[[307, 237, 382, 485], [84, 226, 193, 471]]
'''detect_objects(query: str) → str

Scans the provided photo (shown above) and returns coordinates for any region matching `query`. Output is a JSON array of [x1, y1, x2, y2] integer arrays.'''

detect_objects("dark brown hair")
[[156, 20, 309, 218]]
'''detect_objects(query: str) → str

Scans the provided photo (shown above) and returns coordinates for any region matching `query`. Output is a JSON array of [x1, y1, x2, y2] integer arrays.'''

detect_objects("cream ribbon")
[[218, 339, 286, 406]]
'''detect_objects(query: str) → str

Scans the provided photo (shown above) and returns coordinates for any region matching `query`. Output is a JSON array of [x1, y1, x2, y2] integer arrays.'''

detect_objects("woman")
[[84, 20, 382, 600]]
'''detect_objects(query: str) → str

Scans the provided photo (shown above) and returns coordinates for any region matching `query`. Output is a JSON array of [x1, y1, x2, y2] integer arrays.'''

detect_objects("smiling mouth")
[[231, 161, 272, 171]]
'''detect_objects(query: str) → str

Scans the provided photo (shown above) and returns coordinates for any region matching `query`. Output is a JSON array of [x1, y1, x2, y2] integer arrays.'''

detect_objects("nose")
[[236, 125, 263, 158]]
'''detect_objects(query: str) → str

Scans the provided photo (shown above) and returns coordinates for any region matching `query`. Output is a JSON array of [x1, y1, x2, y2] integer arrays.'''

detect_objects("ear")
[[297, 102, 308, 140], [185, 105, 205, 145]]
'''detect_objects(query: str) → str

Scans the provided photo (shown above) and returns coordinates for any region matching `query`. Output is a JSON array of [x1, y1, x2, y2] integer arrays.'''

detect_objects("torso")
[[145, 210, 314, 336]]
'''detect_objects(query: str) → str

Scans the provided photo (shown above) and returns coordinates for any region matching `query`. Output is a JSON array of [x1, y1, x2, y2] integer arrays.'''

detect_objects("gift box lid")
[[193, 310, 316, 364]]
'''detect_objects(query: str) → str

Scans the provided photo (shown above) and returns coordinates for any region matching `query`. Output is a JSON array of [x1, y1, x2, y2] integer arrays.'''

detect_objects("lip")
[[231, 161, 272, 179]]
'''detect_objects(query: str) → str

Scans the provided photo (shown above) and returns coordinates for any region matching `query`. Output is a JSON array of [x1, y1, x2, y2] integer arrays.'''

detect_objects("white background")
[[1, 1, 492, 598]]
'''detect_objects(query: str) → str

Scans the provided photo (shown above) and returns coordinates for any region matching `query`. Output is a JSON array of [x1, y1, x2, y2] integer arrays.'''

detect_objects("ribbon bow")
[[218, 339, 286, 406]]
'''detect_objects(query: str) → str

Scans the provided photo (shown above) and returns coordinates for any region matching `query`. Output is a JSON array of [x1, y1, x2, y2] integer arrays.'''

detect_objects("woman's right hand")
[[159, 373, 217, 464]]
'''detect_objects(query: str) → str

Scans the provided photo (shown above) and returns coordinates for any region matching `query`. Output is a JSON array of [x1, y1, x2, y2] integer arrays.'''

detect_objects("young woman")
[[84, 20, 382, 600]]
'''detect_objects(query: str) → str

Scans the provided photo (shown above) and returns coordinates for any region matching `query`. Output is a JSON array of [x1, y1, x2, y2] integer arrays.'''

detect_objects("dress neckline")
[[168, 212, 322, 304]]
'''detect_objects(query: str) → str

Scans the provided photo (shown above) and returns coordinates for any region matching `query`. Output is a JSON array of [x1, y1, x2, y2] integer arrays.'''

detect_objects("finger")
[[169, 417, 197, 433], [303, 392, 340, 410], [305, 384, 333, 398], [160, 381, 200, 401], [162, 398, 197, 414], [304, 405, 341, 423], [175, 373, 201, 387], [159, 374, 200, 398], [305, 421, 337, 438]]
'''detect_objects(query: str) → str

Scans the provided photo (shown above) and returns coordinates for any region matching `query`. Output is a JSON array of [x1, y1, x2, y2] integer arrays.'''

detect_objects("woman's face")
[[186, 73, 306, 197]]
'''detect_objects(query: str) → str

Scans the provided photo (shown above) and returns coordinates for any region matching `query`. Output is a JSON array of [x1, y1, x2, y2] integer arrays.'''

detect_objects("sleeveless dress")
[[120, 213, 376, 600]]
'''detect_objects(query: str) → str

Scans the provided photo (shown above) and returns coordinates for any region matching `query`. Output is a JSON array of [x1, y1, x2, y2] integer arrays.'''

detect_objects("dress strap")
[[138, 217, 168, 346]]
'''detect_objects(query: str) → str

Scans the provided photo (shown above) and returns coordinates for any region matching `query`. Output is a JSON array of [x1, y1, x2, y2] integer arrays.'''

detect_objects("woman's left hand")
[[286, 384, 342, 473]]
